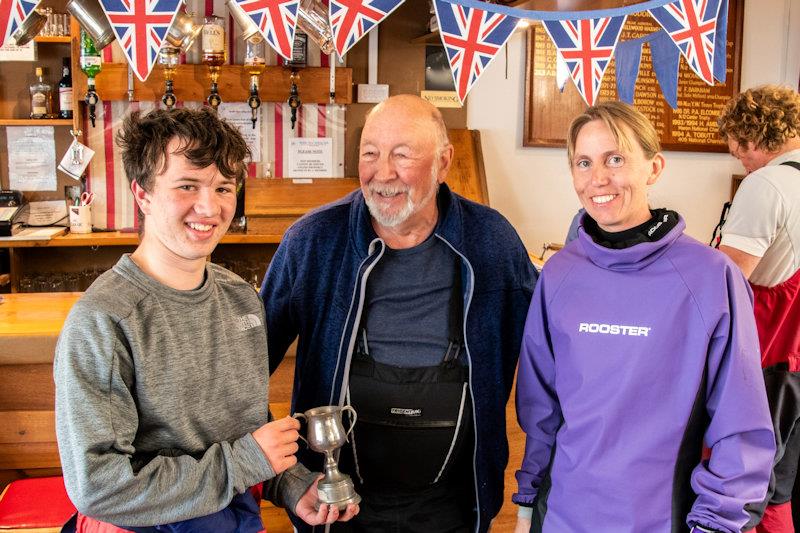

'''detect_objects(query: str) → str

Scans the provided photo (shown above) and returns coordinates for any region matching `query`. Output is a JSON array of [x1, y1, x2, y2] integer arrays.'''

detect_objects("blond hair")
[[567, 101, 661, 164]]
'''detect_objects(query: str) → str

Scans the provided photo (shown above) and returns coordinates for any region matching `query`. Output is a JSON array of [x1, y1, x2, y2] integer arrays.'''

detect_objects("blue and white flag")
[[329, 0, 404, 57], [433, 0, 517, 104], [542, 15, 626, 106], [0, 0, 40, 47], [648, 0, 722, 85], [99, 0, 181, 81], [235, 0, 299, 61]]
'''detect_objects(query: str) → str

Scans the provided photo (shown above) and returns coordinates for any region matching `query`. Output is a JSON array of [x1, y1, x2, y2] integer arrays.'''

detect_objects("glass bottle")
[[80, 30, 102, 127], [297, 0, 334, 55], [58, 57, 73, 119], [79, 29, 102, 78], [29, 67, 53, 119], [245, 37, 266, 128], [201, 14, 225, 110]]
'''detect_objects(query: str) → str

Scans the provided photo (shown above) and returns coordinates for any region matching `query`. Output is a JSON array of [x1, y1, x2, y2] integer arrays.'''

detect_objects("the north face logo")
[[578, 323, 651, 337], [235, 314, 262, 332]]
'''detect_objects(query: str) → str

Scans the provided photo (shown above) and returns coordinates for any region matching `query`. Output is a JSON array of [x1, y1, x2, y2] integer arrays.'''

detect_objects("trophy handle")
[[292, 412, 309, 445], [341, 405, 357, 439]]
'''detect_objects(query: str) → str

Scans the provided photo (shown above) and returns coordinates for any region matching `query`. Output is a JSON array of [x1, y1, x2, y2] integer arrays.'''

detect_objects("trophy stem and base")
[[315, 451, 362, 511]]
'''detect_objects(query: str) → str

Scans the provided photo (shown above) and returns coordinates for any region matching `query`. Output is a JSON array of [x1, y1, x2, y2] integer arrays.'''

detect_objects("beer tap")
[[158, 47, 179, 109], [80, 29, 102, 127], [226, 0, 266, 127], [201, 14, 225, 111], [288, 71, 301, 130], [68, 0, 116, 127], [159, 9, 202, 110], [245, 38, 266, 128]]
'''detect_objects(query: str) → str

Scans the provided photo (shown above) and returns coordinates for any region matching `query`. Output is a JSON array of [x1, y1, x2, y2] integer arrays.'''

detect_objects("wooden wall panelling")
[[447, 129, 489, 204]]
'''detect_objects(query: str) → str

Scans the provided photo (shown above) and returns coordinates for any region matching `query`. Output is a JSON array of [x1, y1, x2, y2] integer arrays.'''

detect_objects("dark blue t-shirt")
[[363, 235, 455, 368]]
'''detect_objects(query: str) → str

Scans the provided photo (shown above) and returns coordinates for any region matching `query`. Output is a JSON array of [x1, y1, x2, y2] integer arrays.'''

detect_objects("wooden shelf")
[[0, 230, 283, 248], [33, 35, 71, 43], [0, 118, 73, 126], [85, 63, 353, 104]]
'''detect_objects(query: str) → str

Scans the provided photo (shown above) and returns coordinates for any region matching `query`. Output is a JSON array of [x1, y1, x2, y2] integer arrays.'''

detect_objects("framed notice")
[[523, 0, 743, 152], [287, 138, 334, 178]]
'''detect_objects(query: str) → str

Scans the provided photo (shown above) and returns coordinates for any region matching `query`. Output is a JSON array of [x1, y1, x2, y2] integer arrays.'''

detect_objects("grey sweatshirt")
[[54, 254, 313, 526]]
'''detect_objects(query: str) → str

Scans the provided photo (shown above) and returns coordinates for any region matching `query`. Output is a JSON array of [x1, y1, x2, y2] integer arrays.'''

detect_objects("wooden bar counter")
[[0, 290, 525, 532]]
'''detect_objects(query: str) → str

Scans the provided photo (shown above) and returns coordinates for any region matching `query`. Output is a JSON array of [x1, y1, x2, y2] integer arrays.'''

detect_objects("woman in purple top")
[[513, 101, 775, 533]]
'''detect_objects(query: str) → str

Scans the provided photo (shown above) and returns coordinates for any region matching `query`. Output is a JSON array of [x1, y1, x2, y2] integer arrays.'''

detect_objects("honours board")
[[523, 0, 743, 152]]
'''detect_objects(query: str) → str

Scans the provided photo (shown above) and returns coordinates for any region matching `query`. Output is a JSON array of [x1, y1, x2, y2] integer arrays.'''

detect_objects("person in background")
[[54, 108, 357, 532], [513, 100, 774, 533], [718, 85, 800, 533], [260, 94, 537, 532], [565, 207, 585, 243]]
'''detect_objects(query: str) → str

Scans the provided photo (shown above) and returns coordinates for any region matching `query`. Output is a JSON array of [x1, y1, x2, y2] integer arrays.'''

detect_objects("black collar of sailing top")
[[583, 208, 680, 250]]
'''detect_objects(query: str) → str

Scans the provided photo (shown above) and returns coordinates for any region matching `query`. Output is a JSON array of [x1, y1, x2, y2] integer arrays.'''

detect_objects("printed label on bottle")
[[59, 87, 73, 111], [32, 92, 46, 115], [80, 56, 101, 68], [202, 24, 224, 52], [245, 55, 266, 66]]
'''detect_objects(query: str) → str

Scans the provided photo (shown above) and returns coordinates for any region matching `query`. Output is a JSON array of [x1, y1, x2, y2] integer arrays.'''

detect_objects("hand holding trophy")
[[294, 405, 362, 510]]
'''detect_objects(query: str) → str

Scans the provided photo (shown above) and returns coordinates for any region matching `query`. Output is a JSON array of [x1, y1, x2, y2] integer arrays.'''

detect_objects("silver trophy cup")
[[294, 405, 361, 510]]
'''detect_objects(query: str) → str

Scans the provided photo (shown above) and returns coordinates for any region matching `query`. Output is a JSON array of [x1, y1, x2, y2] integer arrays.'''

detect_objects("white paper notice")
[[218, 102, 261, 162], [287, 138, 333, 178], [27, 200, 68, 226], [0, 40, 36, 61], [7, 126, 57, 191]]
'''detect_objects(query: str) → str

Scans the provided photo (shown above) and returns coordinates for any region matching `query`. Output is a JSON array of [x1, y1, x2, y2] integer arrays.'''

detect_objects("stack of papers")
[[0, 226, 66, 241]]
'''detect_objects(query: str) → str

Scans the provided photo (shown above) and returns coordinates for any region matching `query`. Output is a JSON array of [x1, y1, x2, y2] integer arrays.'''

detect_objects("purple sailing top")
[[513, 217, 775, 533]]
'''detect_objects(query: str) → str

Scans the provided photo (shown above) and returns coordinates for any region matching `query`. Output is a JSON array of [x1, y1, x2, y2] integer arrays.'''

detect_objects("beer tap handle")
[[248, 86, 261, 129], [207, 82, 222, 111], [288, 77, 301, 130], [85, 88, 98, 128], [162, 79, 176, 110]]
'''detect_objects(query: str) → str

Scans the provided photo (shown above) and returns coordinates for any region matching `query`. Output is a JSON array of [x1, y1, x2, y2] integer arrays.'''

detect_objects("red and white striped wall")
[[84, 0, 346, 230]]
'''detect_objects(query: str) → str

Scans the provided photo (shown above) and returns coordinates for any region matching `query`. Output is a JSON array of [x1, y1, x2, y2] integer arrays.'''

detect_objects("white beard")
[[364, 169, 439, 228]]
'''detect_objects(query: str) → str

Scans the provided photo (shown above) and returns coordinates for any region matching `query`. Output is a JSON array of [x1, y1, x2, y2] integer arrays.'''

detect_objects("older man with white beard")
[[260, 94, 537, 533]]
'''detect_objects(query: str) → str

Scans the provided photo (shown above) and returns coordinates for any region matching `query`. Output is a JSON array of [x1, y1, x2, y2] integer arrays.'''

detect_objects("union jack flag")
[[649, 0, 722, 85], [0, 0, 40, 47], [329, 0, 404, 57], [542, 15, 626, 107], [99, 0, 180, 82], [433, 0, 517, 104], [234, 0, 299, 60]]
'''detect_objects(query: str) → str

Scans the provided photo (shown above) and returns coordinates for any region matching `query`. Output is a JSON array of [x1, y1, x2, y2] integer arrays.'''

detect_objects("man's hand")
[[295, 476, 359, 525], [252, 416, 300, 475], [515, 517, 532, 533]]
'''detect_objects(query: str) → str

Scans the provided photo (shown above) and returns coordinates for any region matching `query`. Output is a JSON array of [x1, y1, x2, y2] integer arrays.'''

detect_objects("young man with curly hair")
[[54, 108, 357, 532], [717, 85, 800, 533]]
